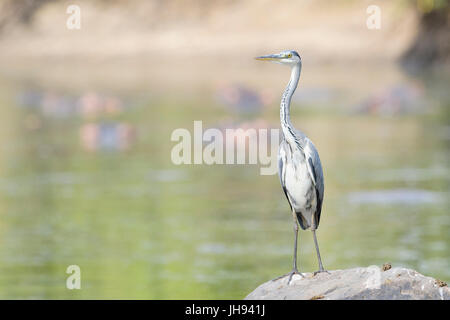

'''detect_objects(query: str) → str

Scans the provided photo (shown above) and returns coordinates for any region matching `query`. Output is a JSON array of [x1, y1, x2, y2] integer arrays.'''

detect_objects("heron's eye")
[[287, 54, 292, 58]]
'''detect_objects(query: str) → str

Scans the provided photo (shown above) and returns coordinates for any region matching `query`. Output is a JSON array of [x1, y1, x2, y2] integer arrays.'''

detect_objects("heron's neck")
[[280, 63, 301, 143]]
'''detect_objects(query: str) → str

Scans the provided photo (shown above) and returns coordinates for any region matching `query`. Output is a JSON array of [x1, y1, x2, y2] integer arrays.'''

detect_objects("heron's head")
[[255, 50, 301, 66]]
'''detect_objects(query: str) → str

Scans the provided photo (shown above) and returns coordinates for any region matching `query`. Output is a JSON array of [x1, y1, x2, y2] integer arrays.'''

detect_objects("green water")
[[0, 62, 448, 299]]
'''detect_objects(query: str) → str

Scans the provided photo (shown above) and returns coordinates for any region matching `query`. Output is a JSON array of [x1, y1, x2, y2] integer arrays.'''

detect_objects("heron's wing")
[[304, 139, 324, 225]]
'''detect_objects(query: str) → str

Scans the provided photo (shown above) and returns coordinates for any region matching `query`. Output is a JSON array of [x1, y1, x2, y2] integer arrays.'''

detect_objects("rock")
[[245, 266, 449, 300]]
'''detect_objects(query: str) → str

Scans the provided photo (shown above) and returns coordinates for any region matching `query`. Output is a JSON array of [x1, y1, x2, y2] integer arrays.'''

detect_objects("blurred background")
[[0, 0, 448, 299]]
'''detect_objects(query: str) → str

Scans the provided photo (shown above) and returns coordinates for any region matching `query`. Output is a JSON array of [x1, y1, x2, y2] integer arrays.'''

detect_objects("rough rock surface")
[[245, 266, 449, 300]]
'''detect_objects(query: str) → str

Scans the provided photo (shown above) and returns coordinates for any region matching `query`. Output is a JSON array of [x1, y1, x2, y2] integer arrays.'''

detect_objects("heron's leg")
[[272, 214, 304, 284], [292, 220, 299, 271], [312, 229, 329, 275], [286, 220, 304, 283]]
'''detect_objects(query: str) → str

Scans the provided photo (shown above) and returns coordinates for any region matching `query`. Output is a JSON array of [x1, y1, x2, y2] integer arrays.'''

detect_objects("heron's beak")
[[255, 54, 283, 61]]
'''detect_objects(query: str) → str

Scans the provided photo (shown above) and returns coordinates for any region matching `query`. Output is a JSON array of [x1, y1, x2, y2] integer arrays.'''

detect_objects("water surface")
[[0, 61, 448, 299]]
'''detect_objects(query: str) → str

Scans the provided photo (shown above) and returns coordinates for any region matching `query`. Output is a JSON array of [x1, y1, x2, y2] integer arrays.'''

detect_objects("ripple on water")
[[363, 166, 450, 183], [148, 169, 188, 182], [347, 189, 444, 205]]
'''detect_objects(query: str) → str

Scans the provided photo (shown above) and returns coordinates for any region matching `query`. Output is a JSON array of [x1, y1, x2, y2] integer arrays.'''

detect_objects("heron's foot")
[[313, 269, 330, 276], [272, 269, 304, 284]]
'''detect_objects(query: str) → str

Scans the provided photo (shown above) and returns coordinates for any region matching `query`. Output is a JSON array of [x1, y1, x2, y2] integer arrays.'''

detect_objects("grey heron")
[[256, 50, 326, 283]]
